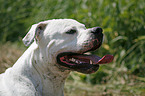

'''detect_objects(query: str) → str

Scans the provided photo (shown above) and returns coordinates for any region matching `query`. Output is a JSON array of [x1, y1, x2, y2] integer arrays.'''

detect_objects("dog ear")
[[22, 23, 47, 46]]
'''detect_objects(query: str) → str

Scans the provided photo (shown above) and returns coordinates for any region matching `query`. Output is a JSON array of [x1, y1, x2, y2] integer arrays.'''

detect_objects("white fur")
[[0, 19, 93, 96]]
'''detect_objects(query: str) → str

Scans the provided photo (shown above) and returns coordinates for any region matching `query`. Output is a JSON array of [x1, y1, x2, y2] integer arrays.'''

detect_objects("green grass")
[[0, 0, 145, 95]]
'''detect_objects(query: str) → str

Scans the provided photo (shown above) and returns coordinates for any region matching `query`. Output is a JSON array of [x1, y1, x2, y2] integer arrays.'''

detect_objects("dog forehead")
[[48, 19, 85, 28], [42, 19, 86, 36]]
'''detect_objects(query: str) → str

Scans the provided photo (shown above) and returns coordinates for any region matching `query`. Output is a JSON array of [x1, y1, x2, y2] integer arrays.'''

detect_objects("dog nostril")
[[91, 27, 103, 34], [96, 27, 103, 33]]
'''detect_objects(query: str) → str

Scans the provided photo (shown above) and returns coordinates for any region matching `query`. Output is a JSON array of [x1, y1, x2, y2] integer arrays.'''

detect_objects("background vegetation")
[[0, 0, 145, 95]]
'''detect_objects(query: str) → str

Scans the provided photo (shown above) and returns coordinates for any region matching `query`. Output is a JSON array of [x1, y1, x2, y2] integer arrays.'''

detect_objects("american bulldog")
[[0, 19, 113, 96]]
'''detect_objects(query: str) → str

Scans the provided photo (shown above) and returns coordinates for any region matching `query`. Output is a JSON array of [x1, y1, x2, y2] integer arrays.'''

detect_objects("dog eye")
[[66, 29, 76, 34]]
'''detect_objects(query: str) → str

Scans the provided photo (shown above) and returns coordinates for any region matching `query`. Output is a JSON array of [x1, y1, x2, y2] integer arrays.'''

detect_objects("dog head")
[[23, 19, 113, 74]]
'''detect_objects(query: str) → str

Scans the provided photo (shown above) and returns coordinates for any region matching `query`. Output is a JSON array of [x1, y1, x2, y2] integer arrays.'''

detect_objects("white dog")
[[0, 19, 113, 96]]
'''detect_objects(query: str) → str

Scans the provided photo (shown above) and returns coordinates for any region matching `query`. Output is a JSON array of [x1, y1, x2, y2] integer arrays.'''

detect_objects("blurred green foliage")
[[0, 0, 145, 89]]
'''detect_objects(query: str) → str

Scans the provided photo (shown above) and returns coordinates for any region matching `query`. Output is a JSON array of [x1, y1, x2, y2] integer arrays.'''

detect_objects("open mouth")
[[57, 37, 114, 74], [57, 52, 114, 74]]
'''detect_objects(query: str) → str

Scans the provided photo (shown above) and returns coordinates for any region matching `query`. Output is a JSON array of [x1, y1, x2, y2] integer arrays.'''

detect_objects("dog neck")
[[14, 42, 70, 96]]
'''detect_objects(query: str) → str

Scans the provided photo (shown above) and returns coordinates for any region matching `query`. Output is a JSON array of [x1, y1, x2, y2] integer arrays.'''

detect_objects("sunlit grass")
[[0, 42, 26, 73]]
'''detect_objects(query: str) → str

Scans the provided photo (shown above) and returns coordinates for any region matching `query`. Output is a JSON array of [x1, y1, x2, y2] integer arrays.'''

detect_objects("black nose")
[[91, 27, 103, 34]]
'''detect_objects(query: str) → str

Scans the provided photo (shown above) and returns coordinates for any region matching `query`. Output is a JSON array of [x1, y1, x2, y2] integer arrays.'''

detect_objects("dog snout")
[[90, 27, 103, 48], [91, 27, 103, 35]]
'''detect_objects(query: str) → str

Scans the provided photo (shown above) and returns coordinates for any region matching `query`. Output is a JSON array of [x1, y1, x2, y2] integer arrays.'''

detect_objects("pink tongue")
[[92, 55, 114, 64], [72, 54, 114, 65]]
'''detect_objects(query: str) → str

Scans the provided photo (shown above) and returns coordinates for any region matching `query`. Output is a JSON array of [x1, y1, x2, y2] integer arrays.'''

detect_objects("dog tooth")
[[76, 60, 79, 63], [72, 58, 75, 62], [90, 60, 93, 64]]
